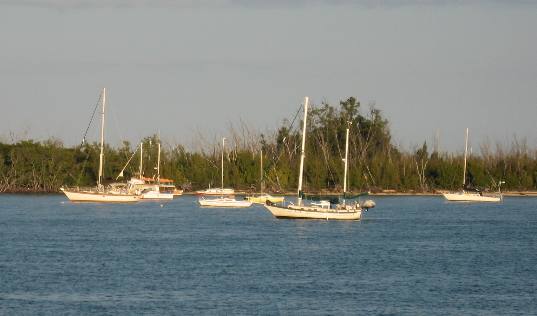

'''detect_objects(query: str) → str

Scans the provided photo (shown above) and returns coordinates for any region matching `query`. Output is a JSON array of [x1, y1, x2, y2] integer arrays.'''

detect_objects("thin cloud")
[[1, 0, 535, 10]]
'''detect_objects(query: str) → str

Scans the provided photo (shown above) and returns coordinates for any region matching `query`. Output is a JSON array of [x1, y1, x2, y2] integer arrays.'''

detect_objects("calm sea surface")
[[1, 195, 536, 315]]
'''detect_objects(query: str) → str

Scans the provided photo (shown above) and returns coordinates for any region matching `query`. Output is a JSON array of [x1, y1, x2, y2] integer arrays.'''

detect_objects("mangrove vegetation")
[[1, 97, 536, 193]]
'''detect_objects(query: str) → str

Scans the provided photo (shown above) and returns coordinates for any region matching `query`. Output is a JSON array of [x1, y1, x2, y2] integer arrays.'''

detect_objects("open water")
[[0, 195, 536, 315]]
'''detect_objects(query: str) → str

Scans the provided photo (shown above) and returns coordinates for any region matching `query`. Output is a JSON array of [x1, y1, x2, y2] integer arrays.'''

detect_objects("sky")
[[0, 0, 536, 153]]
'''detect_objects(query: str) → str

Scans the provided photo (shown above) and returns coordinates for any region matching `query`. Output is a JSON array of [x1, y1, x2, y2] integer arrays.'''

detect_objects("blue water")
[[1, 195, 536, 315]]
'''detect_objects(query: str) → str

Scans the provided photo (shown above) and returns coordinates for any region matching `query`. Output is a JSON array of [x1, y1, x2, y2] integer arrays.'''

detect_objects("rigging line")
[[81, 93, 102, 145], [116, 143, 140, 180], [287, 103, 303, 133], [265, 103, 307, 184]]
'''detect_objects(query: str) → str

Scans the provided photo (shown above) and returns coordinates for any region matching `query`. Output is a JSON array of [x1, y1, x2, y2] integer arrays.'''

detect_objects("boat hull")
[[141, 191, 174, 200], [61, 189, 139, 203], [264, 204, 361, 220], [443, 192, 501, 202], [246, 195, 285, 204], [196, 188, 235, 196], [198, 198, 252, 208]]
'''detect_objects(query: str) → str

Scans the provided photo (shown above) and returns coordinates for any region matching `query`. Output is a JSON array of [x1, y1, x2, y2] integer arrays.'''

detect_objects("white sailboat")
[[140, 142, 174, 200], [61, 88, 139, 202], [198, 138, 252, 208], [196, 139, 235, 196], [196, 187, 235, 196], [123, 142, 176, 200], [246, 149, 285, 204], [442, 128, 502, 202], [263, 97, 374, 220]]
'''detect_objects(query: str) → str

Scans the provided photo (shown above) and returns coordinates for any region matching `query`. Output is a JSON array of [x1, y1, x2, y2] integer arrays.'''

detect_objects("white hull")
[[61, 188, 139, 203], [141, 191, 174, 200], [264, 204, 361, 220], [196, 188, 235, 196], [198, 197, 252, 208], [443, 192, 501, 202]]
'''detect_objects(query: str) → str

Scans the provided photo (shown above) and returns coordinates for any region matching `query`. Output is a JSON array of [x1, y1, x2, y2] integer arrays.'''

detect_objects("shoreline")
[[2, 191, 537, 197]]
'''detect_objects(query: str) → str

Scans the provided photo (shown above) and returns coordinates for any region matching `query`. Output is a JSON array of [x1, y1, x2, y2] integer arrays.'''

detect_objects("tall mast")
[[260, 149, 264, 193], [297, 96, 309, 205], [463, 127, 469, 187], [139, 142, 143, 177], [97, 88, 106, 190], [343, 122, 351, 195], [221, 138, 226, 190], [157, 142, 161, 183]]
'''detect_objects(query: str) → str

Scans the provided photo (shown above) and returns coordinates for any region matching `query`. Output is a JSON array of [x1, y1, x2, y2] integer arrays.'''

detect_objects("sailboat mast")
[[221, 138, 226, 190], [157, 142, 161, 183], [463, 127, 469, 187], [343, 122, 350, 194], [139, 142, 143, 177], [260, 149, 264, 193], [97, 88, 106, 189], [297, 96, 309, 205]]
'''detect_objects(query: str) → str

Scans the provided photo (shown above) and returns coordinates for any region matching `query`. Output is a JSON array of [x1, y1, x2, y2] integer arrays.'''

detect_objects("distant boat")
[[61, 88, 139, 203], [198, 138, 250, 208], [247, 194, 284, 204], [172, 188, 184, 197], [442, 128, 503, 202], [263, 97, 374, 220], [196, 188, 235, 196], [137, 179, 175, 200], [120, 141, 175, 200], [199, 197, 252, 208], [140, 142, 173, 200], [246, 149, 285, 204]]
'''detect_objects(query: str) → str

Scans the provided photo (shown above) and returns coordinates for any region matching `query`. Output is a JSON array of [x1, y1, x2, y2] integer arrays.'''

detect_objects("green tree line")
[[1, 97, 536, 193]]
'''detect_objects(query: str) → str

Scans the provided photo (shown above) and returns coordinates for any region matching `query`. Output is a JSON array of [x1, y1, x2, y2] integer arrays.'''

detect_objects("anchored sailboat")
[[61, 88, 139, 202], [198, 138, 252, 208], [246, 149, 284, 204], [139, 142, 174, 200], [263, 97, 374, 220], [442, 128, 503, 202], [196, 138, 236, 196]]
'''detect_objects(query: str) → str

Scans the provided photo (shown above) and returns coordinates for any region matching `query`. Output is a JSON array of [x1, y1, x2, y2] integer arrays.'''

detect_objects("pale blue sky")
[[0, 1, 536, 152]]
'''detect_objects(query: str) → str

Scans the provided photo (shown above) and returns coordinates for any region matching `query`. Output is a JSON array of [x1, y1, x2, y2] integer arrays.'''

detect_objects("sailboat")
[[139, 142, 174, 200], [246, 149, 285, 204], [119, 142, 177, 200], [198, 138, 252, 208], [442, 128, 503, 202], [60, 88, 140, 202], [263, 97, 375, 220], [196, 140, 235, 196]]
